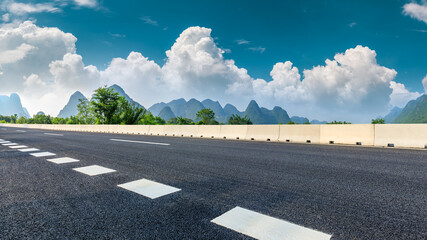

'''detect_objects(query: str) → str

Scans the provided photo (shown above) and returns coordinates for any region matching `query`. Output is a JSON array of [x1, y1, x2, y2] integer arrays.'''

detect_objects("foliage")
[[195, 108, 218, 125], [139, 112, 165, 125], [371, 118, 385, 124], [90, 87, 123, 124], [167, 117, 194, 125], [287, 121, 295, 124], [228, 114, 252, 125], [326, 121, 352, 124]]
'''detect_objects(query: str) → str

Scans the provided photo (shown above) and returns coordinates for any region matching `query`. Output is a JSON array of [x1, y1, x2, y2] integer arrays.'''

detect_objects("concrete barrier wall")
[[2, 123, 427, 149], [374, 124, 427, 148], [219, 125, 248, 140], [279, 125, 321, 143], [245, 125, 280, 141], [197, 126, 221, 138], [320, 124, 375, 145]]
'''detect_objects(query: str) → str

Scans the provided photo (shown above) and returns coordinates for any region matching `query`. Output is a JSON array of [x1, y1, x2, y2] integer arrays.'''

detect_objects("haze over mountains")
[[2, 84, 427, 124]]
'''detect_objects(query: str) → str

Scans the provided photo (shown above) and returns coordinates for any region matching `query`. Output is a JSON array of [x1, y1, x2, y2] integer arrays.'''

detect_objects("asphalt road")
[[0, 126, 426, 239]]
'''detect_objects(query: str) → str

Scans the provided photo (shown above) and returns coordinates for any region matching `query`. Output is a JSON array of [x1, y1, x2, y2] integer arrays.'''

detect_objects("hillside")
[[57, 91, 87, 118], [393, 95, 427, 123], [0, 93, 31, 118]]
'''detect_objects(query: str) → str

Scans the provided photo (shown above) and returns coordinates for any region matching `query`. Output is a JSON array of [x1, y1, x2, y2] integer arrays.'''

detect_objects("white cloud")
[[248, 46, 266, 53], [236, 39, 250, 45], [2, 13, 10, 22], [423, 74, 427, 93], [389, 81, 421, 108], [0, 43, 35, 64], [349, 22, 357, 27], [0, 21, 77, 115], [141, 16, 158, 26], [252, 46, 397, 121], [49, 53, 100, 93], [73, 0, 98, 8], [1, 1, 59, 16], [403, 2, 427, 24]]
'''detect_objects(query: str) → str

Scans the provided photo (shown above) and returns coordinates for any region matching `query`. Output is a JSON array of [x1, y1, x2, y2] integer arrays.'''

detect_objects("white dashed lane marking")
[[47, 157, 80, 164], [9, 145, 28, 149], [73, 165, 116, 176], [0, 141, 11, 144], [2, 143, 18, 146], [211, 207, 332, 240], [30, 152, 56, 157], [44, 133, 64, 136], [110, 138, 170, 146], [118, 179, 181, 199], [18, 148, 39, 152]]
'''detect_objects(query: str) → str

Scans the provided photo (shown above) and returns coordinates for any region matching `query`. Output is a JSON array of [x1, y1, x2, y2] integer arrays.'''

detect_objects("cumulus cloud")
[[252, 46, 397, 121], [389, 81, 421, 108], [0, 21, 79, 115], [403, 2, 427, 24], [50, 53, 100, 92], [2, 13, 10, 22], [1, 1, 59, 16]]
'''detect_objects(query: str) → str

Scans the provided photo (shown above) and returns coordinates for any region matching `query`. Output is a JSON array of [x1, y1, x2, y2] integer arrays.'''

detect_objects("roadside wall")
[[2, 123, 426, 149]]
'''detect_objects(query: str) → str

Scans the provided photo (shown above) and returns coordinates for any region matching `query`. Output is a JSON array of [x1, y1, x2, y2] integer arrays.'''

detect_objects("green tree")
[[228, 114, 252, 125], [17, 117, 27, 124], [176, 116, 194, 125], [371, 118, 385, 124], [196, 108, 217, 125], [77, 98, 95, 124], [327, 121, 351, 124], [287, 120, 295, 124], [90, 87, 122, 124], [118, 99, 146, 125]]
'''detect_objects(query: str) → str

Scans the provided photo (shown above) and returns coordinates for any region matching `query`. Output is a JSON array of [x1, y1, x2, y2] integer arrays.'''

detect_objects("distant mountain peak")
[[57, 91, 87, 118]]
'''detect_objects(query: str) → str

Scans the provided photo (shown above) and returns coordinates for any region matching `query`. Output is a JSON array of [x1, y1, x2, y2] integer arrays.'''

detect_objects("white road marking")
[[118, 179, 181, 199], [2, 143, 18, 146], [30, 152, 56, 157], [0, 141, 11, 144], [44, 133, 64, 136], [9, 145, 28, 149], [47, 157, 80, 164], [211, 207, 332, 240], [16, 130, 26, 132], [73, 165, 116, 176], [18, 148, 39, 152], [110, 138, 170, 146]]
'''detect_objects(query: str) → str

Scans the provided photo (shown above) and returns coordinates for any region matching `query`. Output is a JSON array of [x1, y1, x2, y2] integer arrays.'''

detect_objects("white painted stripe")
[[44, 133, 64, 136], [2, 143, 18, 146], [47, 157, 80, 164], [30, 152, 56, 157], [211, 207, 332, 240], [16, 130, 26, 132], [73, 165, 116, 176], [9, 145, 28, 149], [118, 179, 181, 199], [0, 141, 11, 144], [110, 138, 170, 146], [18, 148, 39, 152]]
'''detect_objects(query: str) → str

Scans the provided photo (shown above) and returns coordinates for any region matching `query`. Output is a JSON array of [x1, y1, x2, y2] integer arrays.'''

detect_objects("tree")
[[228, 114, 252, 125], [77, 98, 95, 124], [287, 120, 295, 124], [90, 87, 122, 124], [119, 99, 146, 125], [176, 116, 193, 125], [327, 121, 351, 124], [196, 108, 217, 125], [371, 118, 385, 124]]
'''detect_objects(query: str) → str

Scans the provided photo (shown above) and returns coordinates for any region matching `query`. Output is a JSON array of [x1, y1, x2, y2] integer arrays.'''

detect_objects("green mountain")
[[383, 106, 402, 123], [223, 104, 243, 117], [148, 102, 167, 116], [244, 100, 291, 124], [0, 93, 30, 118], [393, 95, 427, 123], [291, 116, 309, 124], [109, 84, 144, 109], [57, 91, 87, 118], [158, 106, 175, 121], [201, 99, 228, 122]]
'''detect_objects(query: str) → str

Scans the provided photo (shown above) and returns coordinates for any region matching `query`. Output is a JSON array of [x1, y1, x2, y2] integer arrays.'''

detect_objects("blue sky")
[[0, 0, 426, 121], [30, 0, 426, 90]]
